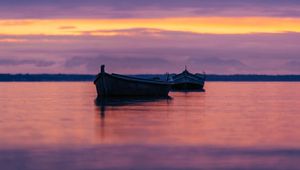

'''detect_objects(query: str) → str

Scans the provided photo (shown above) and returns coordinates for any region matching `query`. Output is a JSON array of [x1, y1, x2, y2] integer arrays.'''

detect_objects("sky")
[[1, 0, 300, 74]]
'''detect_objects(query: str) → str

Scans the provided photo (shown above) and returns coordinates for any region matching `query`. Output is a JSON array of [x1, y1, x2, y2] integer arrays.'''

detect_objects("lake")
[[0, 82, 299, 170]]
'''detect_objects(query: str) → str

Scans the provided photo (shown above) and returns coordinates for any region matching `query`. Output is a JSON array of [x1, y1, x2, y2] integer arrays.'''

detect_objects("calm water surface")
[[0, 82, 299, 170]]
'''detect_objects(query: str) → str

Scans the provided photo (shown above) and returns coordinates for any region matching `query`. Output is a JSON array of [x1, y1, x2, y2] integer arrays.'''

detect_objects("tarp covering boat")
[[170, 68, 205, 91]]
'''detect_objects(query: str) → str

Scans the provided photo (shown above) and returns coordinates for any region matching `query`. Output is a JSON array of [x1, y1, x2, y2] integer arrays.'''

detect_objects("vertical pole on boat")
[[101, 65, 105, 74], [184, 66, 187, 91], [100, 65, 107, 96]]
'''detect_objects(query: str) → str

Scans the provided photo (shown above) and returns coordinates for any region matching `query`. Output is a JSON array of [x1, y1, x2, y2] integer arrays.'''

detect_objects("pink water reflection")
[[0, 82, 300, 169], [95, 82, 300, 148]]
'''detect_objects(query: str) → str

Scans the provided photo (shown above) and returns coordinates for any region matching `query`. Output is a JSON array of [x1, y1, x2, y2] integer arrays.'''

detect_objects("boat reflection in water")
[[95, 96, 172, 118], [94, 95, 172, 144]]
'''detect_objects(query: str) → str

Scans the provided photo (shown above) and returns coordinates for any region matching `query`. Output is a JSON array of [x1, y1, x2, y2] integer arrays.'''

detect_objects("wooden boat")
[[94, 65, 171, 97], [170, 67, 205, 91]]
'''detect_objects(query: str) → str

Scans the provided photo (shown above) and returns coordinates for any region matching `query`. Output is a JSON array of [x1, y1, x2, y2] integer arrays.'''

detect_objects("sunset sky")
[[1, 0, 300, 74]]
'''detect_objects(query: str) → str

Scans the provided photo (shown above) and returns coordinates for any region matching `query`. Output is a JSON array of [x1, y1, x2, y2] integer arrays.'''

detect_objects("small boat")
[[94, 65, 171, 97], [170, 67, 206, 91]]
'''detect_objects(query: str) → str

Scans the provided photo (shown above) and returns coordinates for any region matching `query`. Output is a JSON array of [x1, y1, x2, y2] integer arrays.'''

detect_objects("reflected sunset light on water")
[[0, 82, 299, 169]]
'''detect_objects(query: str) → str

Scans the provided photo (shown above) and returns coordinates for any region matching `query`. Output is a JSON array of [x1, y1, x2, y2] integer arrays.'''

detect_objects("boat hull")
[[95, 73, 171, 97], [172, 82, 205, 91]]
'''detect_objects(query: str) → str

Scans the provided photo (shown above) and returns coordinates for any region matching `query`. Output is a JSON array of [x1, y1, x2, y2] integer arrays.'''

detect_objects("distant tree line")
[[0, 74, 95, 82], [0, 74, 300, 82], [206, 74, 300, 81]]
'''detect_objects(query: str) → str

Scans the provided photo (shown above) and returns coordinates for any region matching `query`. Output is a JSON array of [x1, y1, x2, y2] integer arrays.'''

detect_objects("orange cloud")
[[1, 17, 300, 36]]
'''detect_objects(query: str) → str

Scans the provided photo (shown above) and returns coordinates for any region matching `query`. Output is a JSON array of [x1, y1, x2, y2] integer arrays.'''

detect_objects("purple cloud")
[[0, 59, 55, 67], [283, 60, 300, 72], [1, 31, 300, 74], [188, 57, 247, 68], [65, 56, 171, 73], [0, 0, 300, 18]]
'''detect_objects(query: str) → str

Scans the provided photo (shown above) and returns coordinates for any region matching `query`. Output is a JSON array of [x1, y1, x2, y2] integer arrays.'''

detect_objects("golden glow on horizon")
[[1, 17, 300, 35]]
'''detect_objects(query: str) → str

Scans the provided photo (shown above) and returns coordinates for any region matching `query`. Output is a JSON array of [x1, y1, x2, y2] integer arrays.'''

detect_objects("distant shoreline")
[[1, 74, 300, 82]]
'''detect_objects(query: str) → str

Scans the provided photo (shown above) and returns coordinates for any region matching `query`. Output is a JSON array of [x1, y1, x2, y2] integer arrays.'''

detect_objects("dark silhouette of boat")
[[170, 67, 206, 91], [94, 65, 171, 97]]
